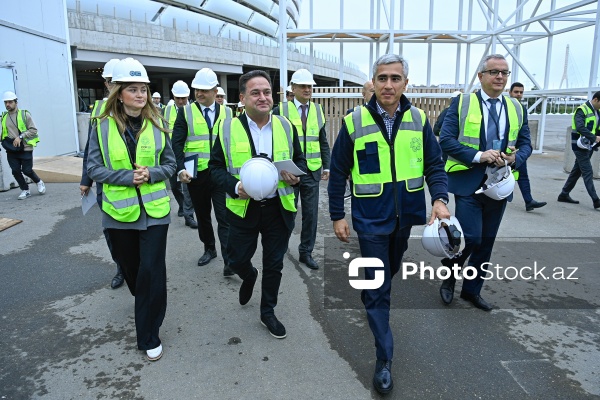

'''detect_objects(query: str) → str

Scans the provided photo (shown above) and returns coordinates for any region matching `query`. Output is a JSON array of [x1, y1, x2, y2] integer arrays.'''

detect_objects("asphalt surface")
[[1, 115, 599, 399]]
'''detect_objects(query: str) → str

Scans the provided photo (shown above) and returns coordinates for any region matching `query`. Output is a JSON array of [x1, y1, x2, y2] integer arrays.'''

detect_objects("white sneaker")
[[37, 180, 46, 194], [18, 190, 31, 200], [146, 344, 163, 361]]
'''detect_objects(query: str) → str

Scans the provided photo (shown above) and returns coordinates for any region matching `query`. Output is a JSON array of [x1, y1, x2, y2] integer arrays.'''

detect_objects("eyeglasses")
[[482, 70, 511, 77]]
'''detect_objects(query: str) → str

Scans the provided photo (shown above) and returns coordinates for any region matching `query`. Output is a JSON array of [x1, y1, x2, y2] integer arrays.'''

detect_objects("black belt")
[[255, 196, 279, 207]]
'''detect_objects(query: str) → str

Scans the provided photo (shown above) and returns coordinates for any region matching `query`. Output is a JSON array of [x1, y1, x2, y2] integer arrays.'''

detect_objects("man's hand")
[[333, 219, 350, 243], [500, 146, 517, 165], [133, 163, 149, 188], [428, 200, 451, 225], [280, 170, 300, 186], [13, 137, 22, 147], [237, 182, 250, 199], [80, 185, 90, 197], [178, 170, 192, 184], [321, 170, 330, 181], [480, 149, 501, 164]]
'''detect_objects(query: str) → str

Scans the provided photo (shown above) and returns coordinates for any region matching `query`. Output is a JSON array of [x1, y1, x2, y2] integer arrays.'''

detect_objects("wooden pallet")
[[0, 218, 22, 232]]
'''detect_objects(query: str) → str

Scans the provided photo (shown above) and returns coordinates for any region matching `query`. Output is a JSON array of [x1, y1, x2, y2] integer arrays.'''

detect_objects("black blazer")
[[209, 113, 307, 231], [172, 101, 221, 186]]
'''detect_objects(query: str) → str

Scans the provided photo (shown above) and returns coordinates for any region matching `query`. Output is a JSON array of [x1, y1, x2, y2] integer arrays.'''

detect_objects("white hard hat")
[[286, 85, 292, 93], [576, 136, 593, 150], [451, 91, 462, 98], [422, 216, 465, 258], [152, 92, 161, 98], [171, 80, 190, 97], [2, 91, 17, 101], [111, 58, 150, 83], [101, 58, 121, 79], [237, 102, 244, 108], [191, 68, 218, 90], [291, 69, 316, 85], [239, 157, 279, 201], [475, 161, 515, 200], [216, 87, 226, 96]]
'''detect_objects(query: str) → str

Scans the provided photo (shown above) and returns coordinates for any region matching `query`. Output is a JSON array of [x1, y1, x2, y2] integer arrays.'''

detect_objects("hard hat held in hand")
[[576, 136, 593, 150], [2, 91, 17, 101], [422, 216, 464, 258], [475, 160, 515, 200], [290, 69, 316, 85], [192, 68, 218, 90], [102, 58, 120, 79], [111, 58, 150, 83], [171, 80, 190, 97], [239, 157, 279, 201]]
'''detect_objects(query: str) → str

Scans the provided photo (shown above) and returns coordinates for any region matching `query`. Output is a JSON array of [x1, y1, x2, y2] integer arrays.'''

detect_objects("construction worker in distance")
[[236, 101, 245, 117], [171, 68, 233, 275], [216, 87, 227, 105], [272, 68, 331, 270], [346, 80, 375, 115], [1, 91, 44, 200], [163, 80, 197, 229], [152, 92, 164, 109], [79, 58, 125, 289], [285, 85, 294, 102]]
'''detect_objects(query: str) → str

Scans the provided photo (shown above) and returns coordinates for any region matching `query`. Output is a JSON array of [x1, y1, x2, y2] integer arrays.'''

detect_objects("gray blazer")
[[87, 119, 176, 230]]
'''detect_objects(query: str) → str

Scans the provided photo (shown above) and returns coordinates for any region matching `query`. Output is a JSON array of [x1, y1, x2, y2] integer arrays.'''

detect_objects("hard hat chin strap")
[[440, 223, 462, 255], [253, 153, 273, 162]]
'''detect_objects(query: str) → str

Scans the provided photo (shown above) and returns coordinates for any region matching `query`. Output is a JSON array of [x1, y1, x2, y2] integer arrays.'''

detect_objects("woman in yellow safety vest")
[[87, 58, 176, 362]]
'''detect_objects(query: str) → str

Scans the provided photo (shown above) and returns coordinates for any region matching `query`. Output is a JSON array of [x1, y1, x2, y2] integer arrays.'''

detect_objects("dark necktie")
[[204, 107, 212, 129], [486, 98, 499, 150], [300, 104, 307, 132]]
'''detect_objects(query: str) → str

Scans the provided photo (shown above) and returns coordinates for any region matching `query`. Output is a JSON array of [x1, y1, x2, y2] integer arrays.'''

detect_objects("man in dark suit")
[[172, 68, 232, 274], [439, 54, 532, 311], [209, 70, 307, 339], [272, 69, 330, 270]]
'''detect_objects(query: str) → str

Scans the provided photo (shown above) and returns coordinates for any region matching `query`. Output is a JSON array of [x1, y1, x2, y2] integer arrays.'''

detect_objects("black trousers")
[[187, 179, 229, 265], [227, 198, 292, 316], [6, 151, 40, 190], [107, 224, 168, 351]]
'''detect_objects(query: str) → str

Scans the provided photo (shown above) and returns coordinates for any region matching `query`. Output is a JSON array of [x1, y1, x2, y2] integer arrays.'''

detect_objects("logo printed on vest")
[[410, 137, 422, 152], [140, 136, 152, 152]]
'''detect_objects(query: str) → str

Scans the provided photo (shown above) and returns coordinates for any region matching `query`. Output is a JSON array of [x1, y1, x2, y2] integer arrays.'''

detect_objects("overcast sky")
[[296, 0, 599, 89]]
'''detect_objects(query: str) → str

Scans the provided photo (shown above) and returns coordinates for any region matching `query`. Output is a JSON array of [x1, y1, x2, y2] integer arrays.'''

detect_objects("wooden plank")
[[0, 217, 22, 232]]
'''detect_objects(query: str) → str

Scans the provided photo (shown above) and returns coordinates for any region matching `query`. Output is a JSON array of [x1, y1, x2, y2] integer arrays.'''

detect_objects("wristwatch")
[[434, 198, 449, 205]]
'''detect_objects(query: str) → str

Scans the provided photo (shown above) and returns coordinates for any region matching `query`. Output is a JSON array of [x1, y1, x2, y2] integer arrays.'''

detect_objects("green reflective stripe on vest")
[[1, 110, 39, 146], [347, 105, 425, 197], [219, 117, 296, 217], [279, 101, 324, 171], [445, 93, 522, 173], [572, 103, 598, 135], [98, 118, 170, 222], [347, 107, 381, 142]]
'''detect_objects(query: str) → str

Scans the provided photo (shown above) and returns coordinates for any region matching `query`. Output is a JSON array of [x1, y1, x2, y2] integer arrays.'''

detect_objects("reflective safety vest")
[[1, 109, 40, 147], [91, 100, 106, 118], [218, 115, 297, 218], [571, 102, 598, 146], [183, 103, 232, 172], [163, 103, 180, 132], [97, 117, 170, 222], [344, 105, 425, 197], [444, 93, 522, 176], [279, 101, 325, 171]]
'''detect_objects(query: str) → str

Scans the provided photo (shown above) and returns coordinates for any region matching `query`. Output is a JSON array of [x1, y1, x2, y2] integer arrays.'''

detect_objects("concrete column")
[[161, 78, 169, 103]]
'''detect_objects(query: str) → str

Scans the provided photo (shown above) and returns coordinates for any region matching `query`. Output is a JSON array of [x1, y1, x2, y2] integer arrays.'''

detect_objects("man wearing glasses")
[[439, 54, 532, 311]]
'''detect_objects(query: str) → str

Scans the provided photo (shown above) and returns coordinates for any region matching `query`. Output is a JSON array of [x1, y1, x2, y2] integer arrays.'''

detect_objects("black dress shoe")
[[440, 276, 456, 305], [594, 199, 600, 209], [525, 200, 547, 211], [223, 265, 235, 277], [177, 208, 184, 217], [299, 254, 319, 270], [185, 217, 198, 229], [373, 360, 393, 394], [460, 292, 493, 311], [111, 272, 124, 289], [260, 314, 287, 339], [557, 194, 579, 204], [197, 248, 217, 266], [239, 267, 258, 305]]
